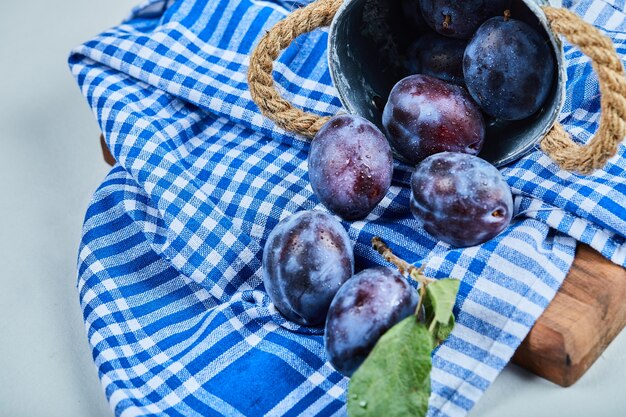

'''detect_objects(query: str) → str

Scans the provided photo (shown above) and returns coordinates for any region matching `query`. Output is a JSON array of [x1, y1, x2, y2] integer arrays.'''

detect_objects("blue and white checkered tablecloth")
[[70, 0, 626, 415]]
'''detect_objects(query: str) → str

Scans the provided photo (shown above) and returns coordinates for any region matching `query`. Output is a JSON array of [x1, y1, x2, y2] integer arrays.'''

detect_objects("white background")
[[0, 1, 624, 416]]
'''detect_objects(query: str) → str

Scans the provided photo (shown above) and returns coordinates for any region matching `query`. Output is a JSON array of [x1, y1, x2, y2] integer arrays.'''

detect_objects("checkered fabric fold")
[[70, 0, 626, 415]]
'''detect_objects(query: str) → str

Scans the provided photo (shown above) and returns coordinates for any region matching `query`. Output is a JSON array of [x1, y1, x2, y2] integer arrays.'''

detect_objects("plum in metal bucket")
[[248, 0, 626, 174], [327, 0, 566, 167]]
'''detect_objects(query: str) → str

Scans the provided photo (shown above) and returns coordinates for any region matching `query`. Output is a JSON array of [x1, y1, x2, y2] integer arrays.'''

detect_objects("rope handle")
[[540, 7, 626, 173], [247, 2, 626, 174], [248, 0, 343, 137]]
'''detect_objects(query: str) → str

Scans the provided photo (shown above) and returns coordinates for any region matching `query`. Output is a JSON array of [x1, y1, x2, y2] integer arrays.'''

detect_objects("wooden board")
[[98, 135, 626, 386], [100, 134, 116, 166], [512, 243, 626, 386]]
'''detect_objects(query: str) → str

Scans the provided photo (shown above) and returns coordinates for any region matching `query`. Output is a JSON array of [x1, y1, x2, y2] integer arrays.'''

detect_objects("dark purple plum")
[[410, 152, 513, 247], [463, 16, 555, 120], [382, 74, 485, 165], [406, 32, 467, 85], [262, 210, 354, 326], [309, 115, 393, 220], [324, 267, 419, 376], [419, 0, 511, 39]]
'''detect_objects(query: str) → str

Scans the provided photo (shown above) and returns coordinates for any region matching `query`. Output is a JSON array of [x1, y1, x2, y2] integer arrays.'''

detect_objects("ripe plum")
[[463, 16, 555, 120], [410, 152, 513, 247], [309, 115, 393, 220], [419, 0, 511, 39], [407, 32, 467, 85], [382, 74, 485, 165], [262, 210, 354, 326], [324, 267, 418, 376]]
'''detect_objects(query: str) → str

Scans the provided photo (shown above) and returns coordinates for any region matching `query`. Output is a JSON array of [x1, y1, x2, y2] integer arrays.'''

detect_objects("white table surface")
[[0, 1, 624, 416]]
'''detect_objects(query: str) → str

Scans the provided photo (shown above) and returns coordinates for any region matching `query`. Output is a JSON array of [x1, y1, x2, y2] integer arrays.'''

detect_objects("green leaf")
[[347, 317, 432, 417], [425, 278, 460, 325], [423, 278, 460, 347], [431, 315, 455, 348], [436, 314, 455, 341]]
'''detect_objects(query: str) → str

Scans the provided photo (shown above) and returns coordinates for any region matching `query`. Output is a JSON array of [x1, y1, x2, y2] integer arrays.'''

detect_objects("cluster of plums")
[[310, 114, 513, 247], [393, 0, 555, 159], [262, 0, 555, 376], [306, 0, 552, 247], [263, 210, 419, 376]]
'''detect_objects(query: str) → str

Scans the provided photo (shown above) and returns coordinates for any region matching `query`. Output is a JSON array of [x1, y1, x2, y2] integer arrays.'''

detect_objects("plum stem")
[[504, 9, 511, 22], [415, 283, 427, 319], [428, 317, 438, 334], [443, 14, 451, 28], [371, 237, 435, 286], [371, 237, 432, 320]]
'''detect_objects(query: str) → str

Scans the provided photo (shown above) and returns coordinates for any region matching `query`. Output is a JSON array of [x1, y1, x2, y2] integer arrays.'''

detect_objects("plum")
[[419, 0, 511, 39], [463, 16, 555, 120], [324, 267, 419, 376], [406, 31, 467, 85], [382, 74, 485, 165], [262, 210, 354, 326], [309, 115, 393, 220], [410, 152, 513, 247]]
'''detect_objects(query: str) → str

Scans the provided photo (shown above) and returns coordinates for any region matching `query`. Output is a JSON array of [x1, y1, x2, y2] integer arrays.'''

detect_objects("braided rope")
[[247, 2, 626, 173], [540, 7, 626, 174], [247, 0, 343, 138]]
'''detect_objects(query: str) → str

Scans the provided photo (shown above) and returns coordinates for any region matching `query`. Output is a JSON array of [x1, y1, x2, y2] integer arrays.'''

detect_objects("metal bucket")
[[328, 0, 566, 167]]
